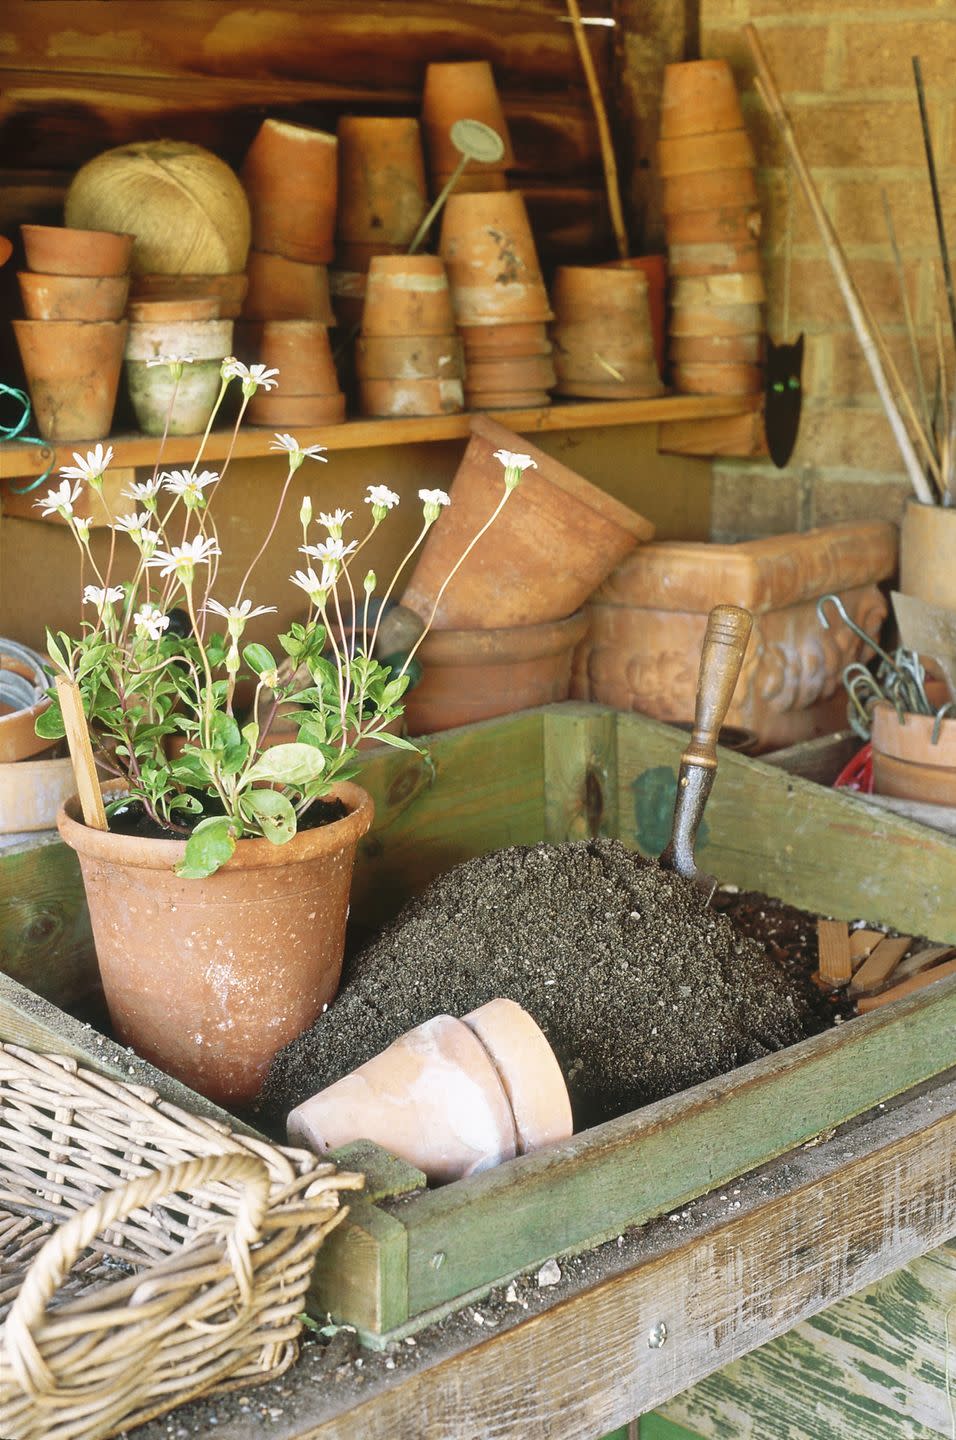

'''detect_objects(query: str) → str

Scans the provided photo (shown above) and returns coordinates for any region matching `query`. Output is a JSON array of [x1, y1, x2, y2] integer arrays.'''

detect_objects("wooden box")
[[2, 704, 955, 1347]]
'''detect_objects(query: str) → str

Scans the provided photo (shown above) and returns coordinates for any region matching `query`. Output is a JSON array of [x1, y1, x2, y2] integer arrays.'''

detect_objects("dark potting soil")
[[106, 794, 348, 842], [259, 838, 834, 1133]]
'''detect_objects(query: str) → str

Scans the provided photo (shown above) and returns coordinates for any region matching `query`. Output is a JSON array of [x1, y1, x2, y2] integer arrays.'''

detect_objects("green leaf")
[[35, 699, 65, 739], [367, 730, 423, 752], [243, 643, 277, 676], [211, 712, 241, 752], [241, 742, 326, 788], [45, 628, 68, 673], [241, 721, 260, 750], [175, 816, 236, 879], [241, 788, 297, 844]]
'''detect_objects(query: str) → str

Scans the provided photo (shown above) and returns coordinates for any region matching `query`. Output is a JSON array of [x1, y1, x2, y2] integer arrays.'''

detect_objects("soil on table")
[[260, 838, 849, 1132]]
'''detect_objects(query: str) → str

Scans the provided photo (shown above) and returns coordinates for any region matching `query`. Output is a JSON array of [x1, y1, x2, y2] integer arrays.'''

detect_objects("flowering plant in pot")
[[35, 356, 530, 1105]]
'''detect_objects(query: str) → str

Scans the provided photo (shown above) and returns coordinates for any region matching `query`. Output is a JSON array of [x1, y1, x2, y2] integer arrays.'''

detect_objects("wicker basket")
[[0, 1044, 363, 1440]]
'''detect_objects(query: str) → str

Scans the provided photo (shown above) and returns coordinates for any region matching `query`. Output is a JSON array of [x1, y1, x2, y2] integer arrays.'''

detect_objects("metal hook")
[[816, 593, 900, 673]]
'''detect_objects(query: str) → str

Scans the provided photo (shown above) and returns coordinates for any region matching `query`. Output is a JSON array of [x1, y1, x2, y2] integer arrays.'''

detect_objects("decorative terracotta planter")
[[12, 318, 127, 442], [668, 241, 761, 277], [241, 119, 337, 264], [57, 781, 374, 1107], [572, 522, 898, 751], [671, 362, 763, 395], [662, 168, 759, 216], [18, 271, 129, 322], [871, 702, 956, 805], [658, 129, 755, 177], [899, 499, 956, 611], [403, 611, 588, 734], [336, 116, 427, 249], [401, 414, 654, 631], [422, 60, 515, 175], [247, 391, 346, 426], [21, 224, 133, 277], [237, 320, 338, 395], [660, 60, 745, 139], [599, 256, 668, 376], [360, 255, 456, 337], [355, 334, 464, 381], [130, 271, 248, 318], [242, 249, 334, 324], [357, 377, 464, 417], [127, 296, 220, 323], [440, 191, 552, 326]]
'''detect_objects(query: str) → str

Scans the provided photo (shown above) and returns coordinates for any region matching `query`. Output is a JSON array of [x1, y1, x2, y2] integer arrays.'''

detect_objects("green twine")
[[0, 383, 55, 492]]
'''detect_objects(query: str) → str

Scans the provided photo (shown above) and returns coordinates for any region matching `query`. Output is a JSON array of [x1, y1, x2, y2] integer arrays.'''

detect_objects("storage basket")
[[0, 1044, 363, 1440]]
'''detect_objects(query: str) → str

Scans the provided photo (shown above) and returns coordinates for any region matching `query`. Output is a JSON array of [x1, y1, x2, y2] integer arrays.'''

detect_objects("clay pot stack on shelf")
[[124, 295, 234, 436], [439, 192, 555, 410], [550, 266, 664, 400], [13, 223, 131, 441], [244, 319, 346, 427], [355, 255, 464, 417], [421, 60, 514, 197], [659, 60, 766, 400], [399, 415, 655, 734]]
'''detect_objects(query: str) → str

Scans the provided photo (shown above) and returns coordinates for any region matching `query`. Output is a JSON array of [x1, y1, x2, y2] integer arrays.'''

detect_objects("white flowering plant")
[[36, 358, 533, 877]]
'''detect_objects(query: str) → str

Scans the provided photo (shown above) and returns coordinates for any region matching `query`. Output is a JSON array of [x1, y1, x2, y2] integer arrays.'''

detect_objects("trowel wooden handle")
[[682, 605, 754, 769]]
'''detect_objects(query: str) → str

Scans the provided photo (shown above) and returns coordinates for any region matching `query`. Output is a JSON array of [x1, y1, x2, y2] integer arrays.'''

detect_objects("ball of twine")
[[65, 140, 251, 276]]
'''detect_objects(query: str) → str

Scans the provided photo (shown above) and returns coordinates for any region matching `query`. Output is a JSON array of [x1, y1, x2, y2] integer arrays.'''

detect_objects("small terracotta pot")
[[662, 168, 759, 216], [21, 224, 133, 277], [660, 60, 745, 139], [464, 353, 556, 391], [463, 389, 552, 410], [657, 129, 756, 177], [287, 1014, 518, 1185], [241, 119, 337, 264], [671, 362, 763, 395], [336, 116, 427, 249], [403, 611, 588, 733], [668, 303, 763, 338], [127, 296, 220, 323], [668, 241, 761, 277], [552, 264, 648, 318], [669, 332, 763, 365], [125, 357, 225, 436], [440, 191, 552, 326], [461, 999, 572, 1153], [58, 781, 374, 1106], [357, 376, 464, 417], [124, 317, 233, 363], [355, 334, 464, 381], [237, 320, 338, 395], [665, 206, 762, 246], [871, 702, 956, 806], [401, 413, 654, 631], [900, 499, 956, 611], [130, 271, 248, 318], [243, 249, 334, 324], [0, 647, 51, 764], [600, 255, 668, 376], [460, 321, 551, 357], [12, 318, 127, 442], [422, 60, 516, 174], [671, 271, 766, 306], [551, 328, 660, 389], [247, 390, 346, 426], [431, 170, 509, 196], [361, 255, 455, 337], [0, 754, 75, 835], [18, 271, 129, 322]]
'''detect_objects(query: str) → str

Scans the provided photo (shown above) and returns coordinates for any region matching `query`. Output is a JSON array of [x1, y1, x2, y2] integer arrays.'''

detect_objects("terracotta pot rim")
[[57, 779, 374, 872], [13, 317, 128, 332], [871, 700, 956, 762], [417, 609, 587, 662]]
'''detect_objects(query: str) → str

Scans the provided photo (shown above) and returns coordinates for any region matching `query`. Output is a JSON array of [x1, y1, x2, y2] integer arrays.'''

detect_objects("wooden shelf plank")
[[0, 395, 750, 484]]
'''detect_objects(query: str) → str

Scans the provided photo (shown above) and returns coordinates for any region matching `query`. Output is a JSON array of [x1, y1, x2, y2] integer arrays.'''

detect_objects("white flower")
[[205, 596, 277, 639], [493, 449, 537, 473], [300, 537, 357, 566], [365, 484, 400, 512], [59, 444, 113, 484], [35, 479, 82, 518], [133, 604, 170, 641], [419, 487, 451, 522], [161, 469, 219, 505], [223, 360, 280, 392], [73, 517, 91, 544], [290, 567, 328, 604], [137, 528, 160, 557], [270, 433, 328, 469], [145, 353, 195, 369], [318, 508, 352, 537], [147, 536, 220, 579], [123, 476, 164, 507], [112, 511, 151, 535], [83, 584, 125, 611]]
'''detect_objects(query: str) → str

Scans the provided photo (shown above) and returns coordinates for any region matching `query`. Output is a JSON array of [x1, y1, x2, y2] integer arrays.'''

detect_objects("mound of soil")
[[260, 838, 820, 1131]]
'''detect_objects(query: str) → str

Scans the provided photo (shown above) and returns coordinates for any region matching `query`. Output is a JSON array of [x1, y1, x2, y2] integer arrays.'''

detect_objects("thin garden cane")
[[913, 56, 956, 354], [565, 0, 629, 260], [744, 24, 935, 506], [882, 189, 934, 444]]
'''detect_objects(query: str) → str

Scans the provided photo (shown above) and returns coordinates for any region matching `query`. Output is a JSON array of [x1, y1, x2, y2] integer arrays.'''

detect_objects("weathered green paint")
[[631, 764, 710, 856], [640, 1417, 707, 1440]]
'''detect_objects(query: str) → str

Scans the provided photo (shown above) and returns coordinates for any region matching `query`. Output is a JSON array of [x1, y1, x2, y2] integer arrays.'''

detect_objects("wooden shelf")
[[0, 395, 751, 484]]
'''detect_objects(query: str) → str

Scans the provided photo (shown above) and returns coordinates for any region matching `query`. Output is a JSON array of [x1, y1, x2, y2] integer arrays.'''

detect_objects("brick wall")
[[697, 0, 955, 539]]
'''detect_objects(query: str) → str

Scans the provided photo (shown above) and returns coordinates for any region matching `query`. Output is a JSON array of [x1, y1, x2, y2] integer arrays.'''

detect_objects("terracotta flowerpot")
[[660, 60, 745, 139], [361, 255, 455, 337], [18, 271, 129, 322], [12, 318, 127, 442], [0, 755, 75, 835], [462, 999, 572, 1153], [600, 255, 668, 376], [553, 376, 665, 400], [440, 191, 552, 326], [669, 333, 764, 364], [552, 265, 649, 319], [336, 116, 427, 249], [21, 223, 133, 277], [460, 321, 551, 357], [900, 499, 956, 611], [57, 781, 374, 1106], [669, 303, 763, 337], [662, 168, 759, 216], [403, 611, 588, 734], [0, 643, 51, 763], [355, 334, 464, 381], [124, 316, 233, 363], [465, 353, 556, 391], [237, 320, 338, 395], [658, 129, 756, 178], [130, 271, 248, 318], [125, 357, 224, 437], [671, 271, 766, 307], [287, 1014, 518, 1185], [422, 60, 515, 173], [127, 296, 220, 323], [668, 241, 761, 277], [357, 376, 464, 417], [665, 206, 762, 246], [871, 702, 956, 805], [247, 390, 346, 426], [671, 362, 763, 395], [463, 389, 552, 409], [241, 119, 337, 264], [551, 326, 661, 392], [402, 414, 654, 631], [242, 249, 334, 324], [431, 170, 509, 195]]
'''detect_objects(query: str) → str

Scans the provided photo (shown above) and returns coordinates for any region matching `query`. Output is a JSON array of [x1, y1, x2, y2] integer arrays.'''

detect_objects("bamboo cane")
[[564, 0, 630, 260], [745, 24, 935, 506], [913, 57, 956, 353], [882, 188, 933, 442]]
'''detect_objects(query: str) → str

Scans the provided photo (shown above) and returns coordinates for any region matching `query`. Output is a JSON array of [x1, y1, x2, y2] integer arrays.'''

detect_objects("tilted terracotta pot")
[[336, 116, 427, 249], [357, 376, 464, 417], [657, 129, 756, 177], [662, 168, 759, 216], [401, 414, 654, 631], [21, 223, 133, 277], [242, 249, 334, 324], [660, 60, 745, 139], [422, 60, 516, 175], [18, 271, 129, 322], [440, 191, 552, 326], [355, 334, 464, 381], [403, 611, 588, 734], [13, 318, 127, 442], [241, 119, 337, 264], [462, 999, 572, 1154], [361, 255, 456, 337], [899, 499, 956, 612], [58, 781, 374, 1106], [871, 702, 956, 806]]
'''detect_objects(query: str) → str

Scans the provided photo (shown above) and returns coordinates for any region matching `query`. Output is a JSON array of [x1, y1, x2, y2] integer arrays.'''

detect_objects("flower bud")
[[226, 644, 241, 675], [364, 570, 376, 594], [300, 495, 313, 527]]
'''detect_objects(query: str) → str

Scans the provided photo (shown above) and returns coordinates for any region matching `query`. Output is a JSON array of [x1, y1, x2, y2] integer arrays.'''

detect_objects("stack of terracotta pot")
[[421, 61, 514, 197], [246, 319, 345, 427], [13, 223, 131, 441], [439, 192, 555, 409], [125, 296, 234, 436], [355, 255, 464, 417], [659, 60, 765, 400], [398, 415, 655, 734], [550, 266, 664, 399]]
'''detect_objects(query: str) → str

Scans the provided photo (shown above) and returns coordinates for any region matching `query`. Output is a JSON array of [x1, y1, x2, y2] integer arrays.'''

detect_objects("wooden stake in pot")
[[659, 605, 753, 897], [55, 675, 107, 830]]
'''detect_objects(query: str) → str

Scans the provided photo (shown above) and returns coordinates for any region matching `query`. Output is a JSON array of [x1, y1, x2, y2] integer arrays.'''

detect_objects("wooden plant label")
[[849, 928, 884, 968], [856, 957, 956, 1013], [893, 945, 956, 983], [849, 935, 913, 997], [817, 920, 851, 987]]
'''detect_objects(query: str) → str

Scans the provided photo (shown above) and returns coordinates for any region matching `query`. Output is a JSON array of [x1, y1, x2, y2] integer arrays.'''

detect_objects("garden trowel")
[[658, 604, 754, 898]]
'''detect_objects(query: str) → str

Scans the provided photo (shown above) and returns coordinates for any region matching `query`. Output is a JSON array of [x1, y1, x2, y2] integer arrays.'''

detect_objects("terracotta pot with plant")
[[35, 369, 525, 1106]]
